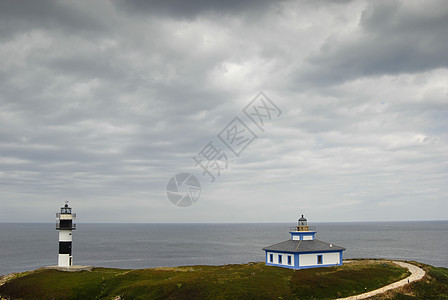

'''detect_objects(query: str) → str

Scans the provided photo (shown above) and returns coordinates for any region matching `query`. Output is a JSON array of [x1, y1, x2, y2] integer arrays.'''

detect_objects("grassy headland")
[[0, 260, 445, 299]]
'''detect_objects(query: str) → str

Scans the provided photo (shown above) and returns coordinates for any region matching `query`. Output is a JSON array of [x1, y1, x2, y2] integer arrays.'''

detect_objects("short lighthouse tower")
[[56, 201, 76, 267], [263, 214, 345, 269]]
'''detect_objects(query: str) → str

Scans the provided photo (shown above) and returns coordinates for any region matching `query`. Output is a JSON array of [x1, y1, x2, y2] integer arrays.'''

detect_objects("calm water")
[[0, 221, 447, 275]]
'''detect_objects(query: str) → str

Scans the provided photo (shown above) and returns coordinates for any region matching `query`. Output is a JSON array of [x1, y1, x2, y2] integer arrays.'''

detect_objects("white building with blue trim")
[[263, 215, 345, 269]]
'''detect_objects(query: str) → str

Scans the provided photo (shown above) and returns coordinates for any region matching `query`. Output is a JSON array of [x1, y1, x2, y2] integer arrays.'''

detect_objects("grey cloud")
[[0, 0, 447, 222], [0, 0, 107, 39], [116, 0, 284, 19], [360, 1, 448, 35], [47, 56, 124, 82], [300, 0, 448, 85]]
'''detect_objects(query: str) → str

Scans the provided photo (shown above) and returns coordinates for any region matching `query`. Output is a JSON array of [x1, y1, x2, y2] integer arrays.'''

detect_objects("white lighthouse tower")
[[56, 201, 76, 267]]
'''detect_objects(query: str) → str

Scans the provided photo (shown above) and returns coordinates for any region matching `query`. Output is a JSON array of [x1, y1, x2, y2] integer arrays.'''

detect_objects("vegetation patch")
[[0, 260, 420, 300], [0, 268, 128, 300], [290, 261, 410, 299]]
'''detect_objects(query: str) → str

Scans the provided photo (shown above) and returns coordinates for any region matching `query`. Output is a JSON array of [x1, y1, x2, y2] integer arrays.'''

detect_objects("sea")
[[0, 221, 447, 276]]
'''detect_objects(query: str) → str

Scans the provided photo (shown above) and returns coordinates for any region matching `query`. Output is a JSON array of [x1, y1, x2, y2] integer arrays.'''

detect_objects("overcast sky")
[[1, 0, 447, 223]]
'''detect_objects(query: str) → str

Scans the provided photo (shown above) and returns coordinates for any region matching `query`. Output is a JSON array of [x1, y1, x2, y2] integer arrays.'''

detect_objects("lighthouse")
[[56, 201, 76, 267], [263, 214, 345, 269]]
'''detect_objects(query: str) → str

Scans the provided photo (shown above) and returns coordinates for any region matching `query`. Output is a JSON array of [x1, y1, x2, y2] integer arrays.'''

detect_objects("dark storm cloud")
[[116, 0, 283, 19], [301, 1, 448, 85], [0, 0, 107, 38]]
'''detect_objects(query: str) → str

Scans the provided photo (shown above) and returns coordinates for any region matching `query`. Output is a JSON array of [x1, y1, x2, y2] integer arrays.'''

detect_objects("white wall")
[[58, 254, 70, 267], [299, 252, 340, 267], [59, 230, 72, 242], [266, 252, 294, 266], [290, 234, 314, 240]]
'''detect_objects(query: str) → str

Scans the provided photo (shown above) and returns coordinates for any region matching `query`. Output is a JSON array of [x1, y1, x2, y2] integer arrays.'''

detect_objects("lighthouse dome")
[[298, 214, 308, 227]]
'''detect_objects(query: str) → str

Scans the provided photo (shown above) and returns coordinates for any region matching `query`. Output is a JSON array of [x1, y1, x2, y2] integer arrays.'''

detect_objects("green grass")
[[0, 267, 128, 299], [0, 260, 415, 300], [290, 260, 409, 299]]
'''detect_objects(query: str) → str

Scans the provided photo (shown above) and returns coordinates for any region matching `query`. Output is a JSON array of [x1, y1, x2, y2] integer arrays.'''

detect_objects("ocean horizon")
[[1, 220, 447, 276]]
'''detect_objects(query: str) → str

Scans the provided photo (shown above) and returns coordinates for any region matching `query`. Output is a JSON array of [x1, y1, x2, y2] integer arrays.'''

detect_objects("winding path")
[[337, 261, 426, 300]]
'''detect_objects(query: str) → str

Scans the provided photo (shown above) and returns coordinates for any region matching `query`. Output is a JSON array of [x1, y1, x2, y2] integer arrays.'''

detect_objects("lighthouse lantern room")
[[56, 201, 76, 267]]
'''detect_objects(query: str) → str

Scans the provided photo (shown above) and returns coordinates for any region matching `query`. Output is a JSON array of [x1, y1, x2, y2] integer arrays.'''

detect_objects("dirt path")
[[337, 261, 425, 300]]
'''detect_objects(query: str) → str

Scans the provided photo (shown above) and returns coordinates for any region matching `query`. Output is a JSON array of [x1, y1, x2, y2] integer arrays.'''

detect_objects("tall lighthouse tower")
[[56, 201, 76, 267]]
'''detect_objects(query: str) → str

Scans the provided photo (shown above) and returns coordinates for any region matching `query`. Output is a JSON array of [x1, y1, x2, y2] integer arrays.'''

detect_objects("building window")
[[288, 255, 292, 265], [278, 255, 282, 264], [317, 255, 323, 264], [269, 254, 273, 263]]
